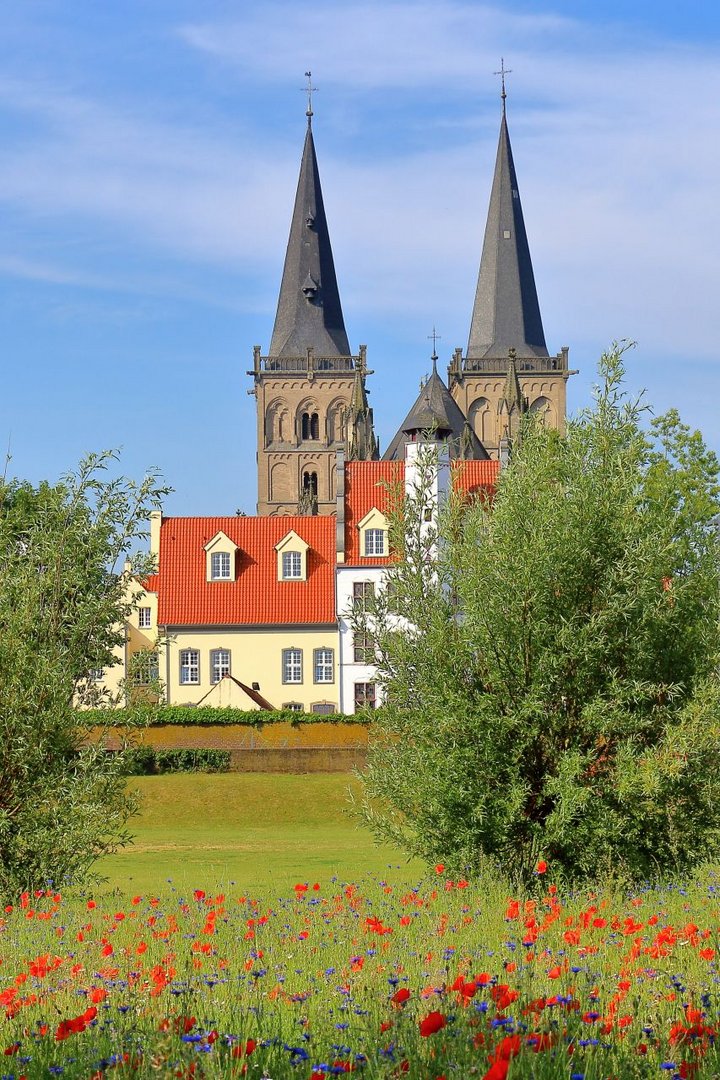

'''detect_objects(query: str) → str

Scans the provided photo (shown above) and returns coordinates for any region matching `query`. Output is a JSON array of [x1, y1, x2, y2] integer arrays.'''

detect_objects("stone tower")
[[449, 93, 576, 458], [249, 108, 377, 517]]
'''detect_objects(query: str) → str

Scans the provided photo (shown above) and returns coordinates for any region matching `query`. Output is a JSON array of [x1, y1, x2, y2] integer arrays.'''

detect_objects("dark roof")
[[383, 358, 490, 462], [466, 106, 548, 360], [269, 121, 351, 358]]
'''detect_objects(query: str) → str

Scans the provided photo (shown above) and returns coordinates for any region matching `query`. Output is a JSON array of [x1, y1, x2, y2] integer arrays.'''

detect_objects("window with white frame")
[[88, 668, 103, 683], [283, 702, 304, 712], [138, 606, 152, 628], [282, 648, 303, 684], [210, 648, 231, 683], [210, 551, 232, 580], [313, 648, 334, 683], [180, 649, 200, 685], [281, 550, 303, 579], [354, 682, 376, 710], [364, 528, 386, 556], [352, 581, 375, 611]]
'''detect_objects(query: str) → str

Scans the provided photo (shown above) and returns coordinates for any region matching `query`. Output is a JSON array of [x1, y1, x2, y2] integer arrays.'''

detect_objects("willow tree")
[[358, 347, 720, 884]]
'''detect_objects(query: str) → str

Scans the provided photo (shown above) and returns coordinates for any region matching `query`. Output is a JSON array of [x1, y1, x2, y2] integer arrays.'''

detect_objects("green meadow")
[[100, 773, 419, 895]]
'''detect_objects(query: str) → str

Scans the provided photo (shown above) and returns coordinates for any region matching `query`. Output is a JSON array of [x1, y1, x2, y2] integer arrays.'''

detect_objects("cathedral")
[[99, 85, 577, 714], [248, 86, 575, 516]]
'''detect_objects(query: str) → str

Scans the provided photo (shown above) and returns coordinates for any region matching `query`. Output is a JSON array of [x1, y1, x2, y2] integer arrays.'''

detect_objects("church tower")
[[249, 94, 377, 516], [449, 84, 575, 458]]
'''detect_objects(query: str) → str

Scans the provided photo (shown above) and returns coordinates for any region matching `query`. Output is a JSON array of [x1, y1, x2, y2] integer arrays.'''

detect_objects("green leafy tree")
[[0, 451, 168, 895], [358, 346, 720, 885]]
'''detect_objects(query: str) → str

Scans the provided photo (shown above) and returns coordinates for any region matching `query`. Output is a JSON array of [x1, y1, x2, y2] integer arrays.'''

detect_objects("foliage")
[[122, 747, 230, 774], [358, 345, 720, 885], [0, 451, 168, 895], [4, 870, 720, 1077], [82, 705, 369, 727]]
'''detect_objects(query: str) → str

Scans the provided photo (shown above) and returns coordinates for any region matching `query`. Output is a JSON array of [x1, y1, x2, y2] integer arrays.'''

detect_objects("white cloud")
[[1, 3, 719, 374]]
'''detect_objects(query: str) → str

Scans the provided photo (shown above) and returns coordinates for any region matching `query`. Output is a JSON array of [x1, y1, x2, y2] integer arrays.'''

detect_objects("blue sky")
[[2, 1, 720, 515]]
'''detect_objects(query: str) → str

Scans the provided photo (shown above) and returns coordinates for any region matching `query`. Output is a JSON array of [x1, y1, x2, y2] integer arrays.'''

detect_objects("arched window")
[[468, 397, 491, 444], [302, 471, 318, 498], [529, 396, 554, 427], [301, 412, 320, 440]]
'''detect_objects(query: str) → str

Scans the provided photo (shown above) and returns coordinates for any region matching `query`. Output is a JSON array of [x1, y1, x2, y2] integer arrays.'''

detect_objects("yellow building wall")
[[160, 626, 340, 712]]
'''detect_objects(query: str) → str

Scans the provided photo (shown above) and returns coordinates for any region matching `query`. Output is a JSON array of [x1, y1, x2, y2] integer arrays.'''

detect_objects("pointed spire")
[[346, 366, 379, 461], [498, 349, 528, 444], [383, 355, 490, 462], [501, 349, 525, 412], [466, 99, 548, 360], [269, 119, 350, 358]]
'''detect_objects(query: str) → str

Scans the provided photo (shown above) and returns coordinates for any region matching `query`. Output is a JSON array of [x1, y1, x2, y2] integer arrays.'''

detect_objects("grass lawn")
[[99, 772, 419, 895]]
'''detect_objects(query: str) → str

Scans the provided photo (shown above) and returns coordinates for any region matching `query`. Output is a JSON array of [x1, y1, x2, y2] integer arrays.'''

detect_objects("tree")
[[0, 451, 168, 896], [357, 346, 720, 885]]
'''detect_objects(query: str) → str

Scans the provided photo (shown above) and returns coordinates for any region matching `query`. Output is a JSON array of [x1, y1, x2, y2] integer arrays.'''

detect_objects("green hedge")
[[83, 706, 373, 728], [123, 747, 231, 775]]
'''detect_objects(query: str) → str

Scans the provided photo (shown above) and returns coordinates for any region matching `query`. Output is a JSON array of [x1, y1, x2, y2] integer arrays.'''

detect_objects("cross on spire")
[[427, 325, 441, 359], [494, 58, 512, 110], [303, 70, 317, 124]]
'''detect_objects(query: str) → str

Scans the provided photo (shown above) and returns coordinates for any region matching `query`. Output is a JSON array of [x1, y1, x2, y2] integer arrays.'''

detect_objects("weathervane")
[[493, 58, 512, 109], [303, 71, 317, 123]]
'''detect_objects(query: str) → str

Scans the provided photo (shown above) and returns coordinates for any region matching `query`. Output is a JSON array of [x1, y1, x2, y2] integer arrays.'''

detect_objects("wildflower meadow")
[[2, 866, 720, 1078]]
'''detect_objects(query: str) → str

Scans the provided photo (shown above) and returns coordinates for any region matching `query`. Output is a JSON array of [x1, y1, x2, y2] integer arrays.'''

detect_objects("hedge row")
[[123, 747, 231, 774], [83, 706, 372, 728]]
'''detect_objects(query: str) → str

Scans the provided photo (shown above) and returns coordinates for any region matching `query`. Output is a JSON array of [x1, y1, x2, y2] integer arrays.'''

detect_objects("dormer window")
[[357, 507, 389, 559], [276, 529, 310, 581], [210, 552, 231, 580], [364, 529, 386, 556], [203, 531, 239, 582], [282, 551, 302, 579]]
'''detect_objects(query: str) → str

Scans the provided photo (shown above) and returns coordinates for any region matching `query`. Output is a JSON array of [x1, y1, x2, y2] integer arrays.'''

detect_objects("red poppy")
[[419, 1010, 447, 1037], [391, 987, 411, 1005], [536, 860, 547, 874]]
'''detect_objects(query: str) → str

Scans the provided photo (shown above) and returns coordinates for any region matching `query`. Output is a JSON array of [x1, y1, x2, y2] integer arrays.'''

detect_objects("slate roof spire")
[[466, 95, 549, 360], [269, 109, 350, 358], [383, 352, 489, 462]]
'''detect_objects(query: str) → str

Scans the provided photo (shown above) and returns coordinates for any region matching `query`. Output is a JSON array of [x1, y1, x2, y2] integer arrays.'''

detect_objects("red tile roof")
[[156, 516, 336, 627], [344, 460, 403, 566], [451, 458, 500, 494], [142, 574, 160, 594], [343, 457, 499, 566]]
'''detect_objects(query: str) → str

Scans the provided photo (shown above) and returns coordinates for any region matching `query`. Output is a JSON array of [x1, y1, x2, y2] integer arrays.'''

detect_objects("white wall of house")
[[337, 565, 387, 714]]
